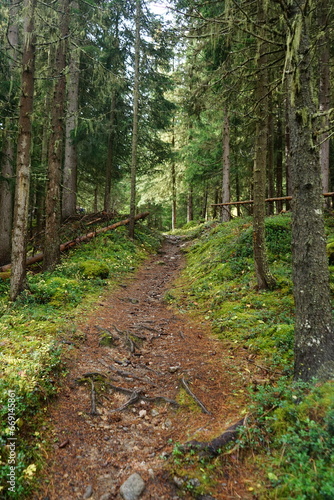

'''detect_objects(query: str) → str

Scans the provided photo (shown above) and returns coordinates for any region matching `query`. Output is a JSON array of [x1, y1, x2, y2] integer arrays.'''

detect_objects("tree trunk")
[[171, 118, 177, 230], [187, 187, 193, 222], [285, 92, 292, 211], [221, 107, 231, 222], [104, 91, 117, 212], [129, 0, 141, 239], [267, 94, 274, 216], [318, 0, 330, 204], [286, 0, 334, 381], [201, 182, 208, 220], [44, 0, 69, 271], [10, 0, 36, 300], [275, 117, 283, 213], [0, 0, 19, 266], [62, 2, 80, 220], [252, 0, 275, 290]]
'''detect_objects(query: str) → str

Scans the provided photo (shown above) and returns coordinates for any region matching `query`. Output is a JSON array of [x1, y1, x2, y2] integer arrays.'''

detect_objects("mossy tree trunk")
[[318, 0, 331, 203], [252, 0, 275, 290], [44, 0, 69, 270], [221, 107, 231, 223], [10, 0, 36, 300], [286, 0, 334, 381], [0, 0, 19, 266]]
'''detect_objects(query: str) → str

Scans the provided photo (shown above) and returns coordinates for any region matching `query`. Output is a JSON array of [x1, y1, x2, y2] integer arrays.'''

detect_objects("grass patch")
[[0, 222, 161, 499]]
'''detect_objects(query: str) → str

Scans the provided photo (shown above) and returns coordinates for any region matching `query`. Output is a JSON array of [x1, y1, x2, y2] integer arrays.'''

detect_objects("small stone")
[[173, 476, 184, 487], [139, 409, 147, 418], [169, 366, 179, 373], [164, 418, 172, 429], [119, 473, 145, 500], [99, 494, 111, 500], [188, 478, 201, 488], [148, 469, 154, 478], [151, 409, 159, 417], [83, 484, 93, 499]]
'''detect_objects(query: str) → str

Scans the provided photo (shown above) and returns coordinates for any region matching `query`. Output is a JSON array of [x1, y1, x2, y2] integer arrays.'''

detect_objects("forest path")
[[37, 237, 250, 500]]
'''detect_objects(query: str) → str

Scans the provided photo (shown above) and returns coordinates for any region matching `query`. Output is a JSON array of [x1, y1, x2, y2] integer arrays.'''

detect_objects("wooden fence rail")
[[211, 193, 334, 207]]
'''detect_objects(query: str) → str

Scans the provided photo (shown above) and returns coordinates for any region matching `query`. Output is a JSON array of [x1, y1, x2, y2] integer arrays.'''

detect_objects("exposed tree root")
[[180, 418, 246, 456], [181, 377, 211, 415]]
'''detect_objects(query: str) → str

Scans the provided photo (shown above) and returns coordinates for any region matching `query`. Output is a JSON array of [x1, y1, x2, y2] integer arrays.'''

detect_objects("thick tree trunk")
[[252, 0, 275, 290], [62, 4, 80, 220], [287, 1, 334, 381], [0, 0, 19, 266], [44, 0, 69, 270], [318, 0, 330, 203], [10, 0, 36, 300], [221, 108, 231, 222], [129, 0, 141, 239]]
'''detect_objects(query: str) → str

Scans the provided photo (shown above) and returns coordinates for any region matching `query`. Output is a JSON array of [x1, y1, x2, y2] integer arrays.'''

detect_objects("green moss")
[[78, 260, 110, 279]]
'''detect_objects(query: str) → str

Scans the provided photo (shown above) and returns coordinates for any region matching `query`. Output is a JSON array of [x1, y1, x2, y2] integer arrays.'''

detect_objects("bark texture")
[[44, 0, 69, 270], [287, 1, 334, 381], [252, 0, 275, 290], [62, 2, 80, 220], [318, 0, 330, 199], [10, 0, 36, 300], [128, 0, 141, 239], [0, 0, 19, 266], [221, 108, 231, 222]]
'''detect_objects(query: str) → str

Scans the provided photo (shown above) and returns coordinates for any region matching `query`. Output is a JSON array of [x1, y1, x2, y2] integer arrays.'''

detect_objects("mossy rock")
[[78, 260, 110, 279]]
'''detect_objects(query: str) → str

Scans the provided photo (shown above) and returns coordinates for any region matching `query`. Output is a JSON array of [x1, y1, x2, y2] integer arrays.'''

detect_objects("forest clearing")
[[1, 0, 334, 499]]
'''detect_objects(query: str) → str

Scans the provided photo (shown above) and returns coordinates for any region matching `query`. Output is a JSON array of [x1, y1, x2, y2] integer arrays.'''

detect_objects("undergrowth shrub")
[[244, 380, 334, 499]]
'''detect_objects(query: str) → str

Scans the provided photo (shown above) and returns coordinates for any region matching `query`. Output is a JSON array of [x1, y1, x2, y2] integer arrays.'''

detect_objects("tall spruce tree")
[[10, 0, 36, 300]]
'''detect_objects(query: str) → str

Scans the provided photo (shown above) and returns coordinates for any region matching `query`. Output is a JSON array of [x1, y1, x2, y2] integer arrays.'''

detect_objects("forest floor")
[[36, 236, 255, 500]]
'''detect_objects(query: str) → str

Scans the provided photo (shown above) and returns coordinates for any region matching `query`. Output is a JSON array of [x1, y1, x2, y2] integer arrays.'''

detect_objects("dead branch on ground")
[[181, 377, 211, 415]]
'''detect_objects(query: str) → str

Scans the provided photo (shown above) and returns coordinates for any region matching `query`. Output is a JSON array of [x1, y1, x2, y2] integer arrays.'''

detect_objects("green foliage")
[[170, 215, 294, 370], [0, 223, 160, 498], [244, 381, 334, 499]]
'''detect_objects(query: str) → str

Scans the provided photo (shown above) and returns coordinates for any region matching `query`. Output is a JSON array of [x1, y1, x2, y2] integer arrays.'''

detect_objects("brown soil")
[[37, 236, 257, 500]]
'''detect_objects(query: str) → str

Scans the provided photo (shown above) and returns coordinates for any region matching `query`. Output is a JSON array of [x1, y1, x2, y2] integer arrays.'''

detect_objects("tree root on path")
[[179, 418, 246, 456], [75, 374, 179, 412], [181, 377, 211, 415], [107, 382, 179, 409]]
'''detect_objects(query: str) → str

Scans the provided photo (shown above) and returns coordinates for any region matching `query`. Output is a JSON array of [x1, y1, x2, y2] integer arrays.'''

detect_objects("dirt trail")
[[38, 237, 251, 500]]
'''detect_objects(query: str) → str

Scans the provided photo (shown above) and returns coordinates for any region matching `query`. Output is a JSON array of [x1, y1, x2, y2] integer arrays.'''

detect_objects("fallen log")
[[0, 212, 149, 273], [180, 418, 246, 456]]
